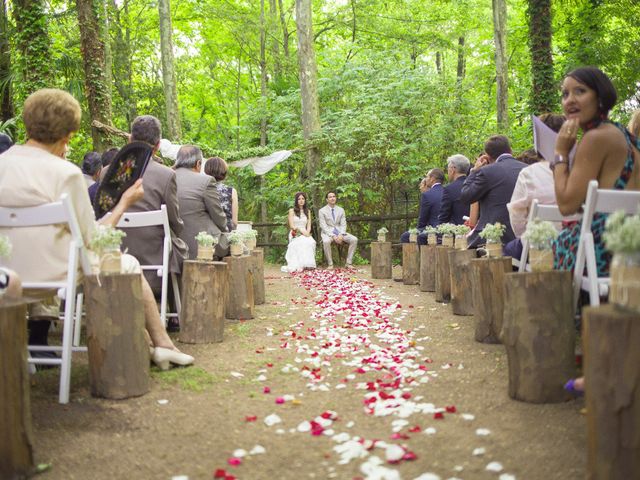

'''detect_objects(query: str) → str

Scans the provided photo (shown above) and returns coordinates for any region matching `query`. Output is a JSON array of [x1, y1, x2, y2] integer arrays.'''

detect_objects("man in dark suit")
[[400, 168, 445, 245], [460, 135, 526, 248], [438, 154, 470, 225]]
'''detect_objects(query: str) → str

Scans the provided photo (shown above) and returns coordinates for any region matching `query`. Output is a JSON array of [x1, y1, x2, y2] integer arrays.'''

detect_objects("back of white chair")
[[115, 206, 180, 325], [0, 194, 90, 404]]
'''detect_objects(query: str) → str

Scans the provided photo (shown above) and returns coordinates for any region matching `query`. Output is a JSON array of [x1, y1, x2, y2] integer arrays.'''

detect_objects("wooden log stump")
[[502, 271, 575, 403], [471, 257, 512, 343], [584, 304, 640, 479], [84, 274, 150, 399], [448, 249, 476, 315], [371, 241, 392, 279], [0, 302, 34, 479], [224, 254, 255, 320], [419, 244, 436, 292], [435, 246, 454, 303], [402, 243, 420, 285], [250, 248, 265, 305], [179, 261, 228, 344]]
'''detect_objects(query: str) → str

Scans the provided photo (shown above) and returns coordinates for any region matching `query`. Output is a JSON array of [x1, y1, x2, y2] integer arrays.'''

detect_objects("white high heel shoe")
[[151, 347, 194, 371]]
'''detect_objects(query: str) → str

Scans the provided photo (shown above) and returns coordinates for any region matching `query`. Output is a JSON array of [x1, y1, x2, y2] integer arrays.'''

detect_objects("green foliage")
[[604, 211, 640, 254]]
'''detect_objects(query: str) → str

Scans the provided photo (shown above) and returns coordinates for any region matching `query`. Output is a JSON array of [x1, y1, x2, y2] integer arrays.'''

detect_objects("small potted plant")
[[408, 227, 419, 243], [437, 223, 456, 247], [604, 210, 640, 313], [242, 229, 258, 251], [195, 231, 216, 261], [424, 226, 438, 245], [228, 230, 245, 256], [89, 225, 126, 274], [454, 224, 471, 250], [522, 219, 557, 271], [377, 227, 389, 242], [478, 222, 506, 257]]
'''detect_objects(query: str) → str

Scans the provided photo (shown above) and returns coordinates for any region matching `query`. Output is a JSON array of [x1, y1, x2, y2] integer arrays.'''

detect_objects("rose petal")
[[227, 457, 241, 466]]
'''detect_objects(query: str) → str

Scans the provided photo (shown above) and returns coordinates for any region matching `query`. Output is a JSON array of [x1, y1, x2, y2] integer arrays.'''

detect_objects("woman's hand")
[[555, 118, 579, 156], [120, 179, 144, 208]]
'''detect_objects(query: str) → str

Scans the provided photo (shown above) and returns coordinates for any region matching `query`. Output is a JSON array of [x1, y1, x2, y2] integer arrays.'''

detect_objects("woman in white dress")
[[281, 192, 317, 272]]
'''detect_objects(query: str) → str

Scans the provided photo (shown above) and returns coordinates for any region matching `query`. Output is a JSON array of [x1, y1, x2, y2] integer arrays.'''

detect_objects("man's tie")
[[332, 208, 339, 235]]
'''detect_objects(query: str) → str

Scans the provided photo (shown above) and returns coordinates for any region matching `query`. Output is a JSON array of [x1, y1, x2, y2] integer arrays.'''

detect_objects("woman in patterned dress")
[[204, 156, 238, 231]]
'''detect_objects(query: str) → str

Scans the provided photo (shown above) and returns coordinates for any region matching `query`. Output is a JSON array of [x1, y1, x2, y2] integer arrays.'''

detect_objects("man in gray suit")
[[460, 135, 526, 249], [318, 192, 358, 268], [119, 115, 188, 294], [174, 145, 229, 258]]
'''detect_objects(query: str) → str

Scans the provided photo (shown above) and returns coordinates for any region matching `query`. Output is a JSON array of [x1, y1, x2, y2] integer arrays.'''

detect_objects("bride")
[[281, 192, 317, 272]]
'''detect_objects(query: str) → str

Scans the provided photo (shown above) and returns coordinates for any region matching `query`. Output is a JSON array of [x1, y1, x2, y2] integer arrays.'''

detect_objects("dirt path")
[[31, 265, 586, 480]]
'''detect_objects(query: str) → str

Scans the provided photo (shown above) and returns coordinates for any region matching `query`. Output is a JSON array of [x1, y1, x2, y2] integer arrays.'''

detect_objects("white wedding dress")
[[281, 213, 317, 272]]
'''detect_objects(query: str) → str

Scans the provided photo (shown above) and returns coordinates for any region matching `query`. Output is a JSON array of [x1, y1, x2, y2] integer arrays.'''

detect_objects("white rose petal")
[[473, 447, 486, 456], [230, 371, 244, 378], [476, 428, 491, 436], [414, 474, 441, 480], [461, 413, 475, 421], [232, 449, 247, 458], [499, 474, 516, 480], [424, 427, 437, 435], [157, 399, 169, 405], [264, 413, 282, 426], [385, 444, 405, 462], [249, 445, 266, 455], [486, 462, 503, 472]]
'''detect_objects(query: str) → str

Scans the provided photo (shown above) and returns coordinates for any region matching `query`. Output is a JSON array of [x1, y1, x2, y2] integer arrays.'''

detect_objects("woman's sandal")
[[151, 347, 195, 371], [564, 378, 584, 397]]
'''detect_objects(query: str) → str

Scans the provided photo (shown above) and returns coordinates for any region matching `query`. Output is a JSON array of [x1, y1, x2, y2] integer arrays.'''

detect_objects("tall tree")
[[0, 0, 13, 121], [456, 36, 465, 82], [268, 0, 281, 81], [295, 0, 321, 199], [111, 0, 136, 126], [278, 0, 290, 60], [527, 0, 554, 115], [158, 0, 181, 140], [492, 0, 508, 131], [77, 0, 113, 150]]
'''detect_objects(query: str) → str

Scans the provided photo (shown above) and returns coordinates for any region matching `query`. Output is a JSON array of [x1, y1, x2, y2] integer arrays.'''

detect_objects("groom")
[[318, 191, 358, 268]]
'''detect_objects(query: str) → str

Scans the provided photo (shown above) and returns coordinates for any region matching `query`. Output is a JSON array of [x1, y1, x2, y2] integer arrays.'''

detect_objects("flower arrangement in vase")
[[424, 226, 438, 245], [453, 224, 471, 250], [89, 225, 126, 274], [604, 210, 640, 312], [522, 219, 557, 271], [478, 222, 505, 257], [195, 231, 216, 261], [436, 223, 456, 247], [242, 229, 258, 251], [228, 230, 245, 256], [408, 227, 419, 243], [377, 227, 389, 242]]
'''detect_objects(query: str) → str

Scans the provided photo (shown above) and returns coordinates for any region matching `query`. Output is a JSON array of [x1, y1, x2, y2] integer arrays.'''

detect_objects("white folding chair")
[[0, 194, 91, 404], [114, 206, 181, 325], [573, 180, 640, 309]]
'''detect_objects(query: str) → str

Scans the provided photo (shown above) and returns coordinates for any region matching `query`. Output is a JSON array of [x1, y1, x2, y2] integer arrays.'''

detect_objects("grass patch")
[[228, 321, 253, 338], [151, 366, 217, 392]]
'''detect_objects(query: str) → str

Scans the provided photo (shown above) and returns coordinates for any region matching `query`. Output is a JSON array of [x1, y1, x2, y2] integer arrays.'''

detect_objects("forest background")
[[1, 0, 639, 254]]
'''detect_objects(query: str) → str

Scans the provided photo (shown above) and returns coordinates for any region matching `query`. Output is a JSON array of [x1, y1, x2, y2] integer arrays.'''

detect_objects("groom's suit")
[[318, 204, 358, 266]]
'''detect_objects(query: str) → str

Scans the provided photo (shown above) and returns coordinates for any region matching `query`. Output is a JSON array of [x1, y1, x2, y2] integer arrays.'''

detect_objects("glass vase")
[[610, 252, 640, 313]]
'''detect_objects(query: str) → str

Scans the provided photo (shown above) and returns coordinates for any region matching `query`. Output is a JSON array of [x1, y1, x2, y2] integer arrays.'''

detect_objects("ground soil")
[[30, 264, 586, 480]]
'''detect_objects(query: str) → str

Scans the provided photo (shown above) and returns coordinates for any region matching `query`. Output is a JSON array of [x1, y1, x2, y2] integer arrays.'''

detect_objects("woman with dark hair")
[[281, 192, 317, 272], [204, 156, 238, 231]]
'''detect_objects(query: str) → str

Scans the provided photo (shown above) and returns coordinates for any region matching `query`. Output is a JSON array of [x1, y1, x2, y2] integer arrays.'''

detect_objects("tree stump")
[[471, 257, 512, 343], [435, 246, 454, 303], [84, 274, 150, 399], [250, 248, 266, 305], [0, 302, 34, 479], [583, 304, 640, 479], [224, 254, 255, 320], [448, 249, 476, 315], [371, 241, 392, 279], [419, 244, 436, 292], [402, 243, 420, 285], [179, 261, 228, 343], [502, 271, 575, 403]]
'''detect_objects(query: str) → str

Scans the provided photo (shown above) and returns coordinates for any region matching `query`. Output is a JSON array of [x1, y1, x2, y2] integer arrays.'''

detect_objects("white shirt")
[[507, 161, 556, 238]]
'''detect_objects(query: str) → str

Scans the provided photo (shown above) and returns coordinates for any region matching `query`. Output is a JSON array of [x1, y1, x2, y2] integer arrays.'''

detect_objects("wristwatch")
[[550, 153, 568, 171]]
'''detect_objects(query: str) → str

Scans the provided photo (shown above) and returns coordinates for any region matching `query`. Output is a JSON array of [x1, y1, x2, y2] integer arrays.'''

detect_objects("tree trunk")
[[0, 0, 13, 122], [527, 0, 555, 115], [259, 0, 268, 147], [472, 257, 511, 343], [250, 249, 266, 305], [224, 254, 255, 320], [456, 36, 465, 81], [102, 0, 112, 98], [435, 246, 454, 303], [492, 0, 508, 131], [111, 0, 136, 125], [420, 244, 436, 292], [402, 243, 420, 285], [158, 0, 181, 140], [12, 0, 51, 100], [269, 0, 281, 81], [448, 249, 475, 315], [77, 0, 113, 150], [278, 0, 290, 60], [584, 304, 640, 479], [371, 241, 392, 279]]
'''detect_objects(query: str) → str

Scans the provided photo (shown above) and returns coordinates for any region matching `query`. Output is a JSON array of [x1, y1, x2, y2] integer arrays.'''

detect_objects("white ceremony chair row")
[[0, 194, 91, 404]]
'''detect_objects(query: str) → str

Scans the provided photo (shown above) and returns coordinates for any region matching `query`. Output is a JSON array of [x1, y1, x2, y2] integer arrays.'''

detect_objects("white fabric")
[[159, 138, 181, 161], [230, 150, 292, 175], [281, 213, 316, 272]]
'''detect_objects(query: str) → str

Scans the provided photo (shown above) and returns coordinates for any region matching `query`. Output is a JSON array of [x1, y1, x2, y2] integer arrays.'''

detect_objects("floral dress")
[[553, 122, 638, 276], [216, 182, 234, 231]]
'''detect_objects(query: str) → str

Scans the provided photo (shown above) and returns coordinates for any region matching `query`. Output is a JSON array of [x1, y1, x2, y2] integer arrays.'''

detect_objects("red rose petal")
[[214, 469, 227, 478], [263, 386, 271, 394], [446, 405, 457, 413], [403, 451, 417, 461], [408, 426, 421, 433], [245, 415, 257, 422], [227, 457, 242, 466], [433, 412, 444, 420]]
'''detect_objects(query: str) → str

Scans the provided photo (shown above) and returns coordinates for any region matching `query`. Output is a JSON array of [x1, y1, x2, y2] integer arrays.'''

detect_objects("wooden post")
[[402, 243, 420, 285], [371, 241, 392, 279], [435, 246, 454, 303], [420, 244, 436, 292], [583, 304, 640, 479], [448, 249, 476, 315], [0, 303, 34, 479], [179, 261, 228, 344], [471, 257, 511, 343], [224, 254, 255, 320], [84, 274, 150, 399], [250, 248, 266, 305], [502, 271, 575, 403]]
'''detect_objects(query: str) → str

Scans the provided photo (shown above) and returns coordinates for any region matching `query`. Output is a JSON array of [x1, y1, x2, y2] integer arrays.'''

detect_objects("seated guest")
[[0, 267, 22, 299], [629, 109, 640, 137], [400, 168, 444, 245], [0, 89, 192, 369], [438, 155, 470, 225], [460, 135, 526, 248], [88, 147, 120, 204], [419, 177, 429, 193], [204, 156, 238, 231], [0, 133, 13, 154], [81, 151, 101, 187], [175, 146, 229, 259], [318, 191, 358, 268], [118, 115, 188, 295]]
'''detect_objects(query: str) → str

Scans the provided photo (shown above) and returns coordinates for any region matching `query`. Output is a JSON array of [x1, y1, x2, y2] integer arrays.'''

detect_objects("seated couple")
[[281, 191, 358, 272]]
